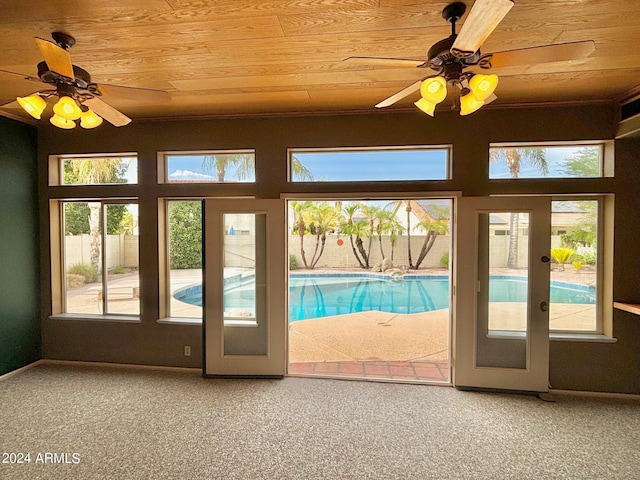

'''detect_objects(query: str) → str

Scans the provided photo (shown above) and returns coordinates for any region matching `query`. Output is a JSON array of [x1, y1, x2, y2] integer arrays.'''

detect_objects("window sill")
[[550, 333, 617, 343], [50, 313, 141, 323], [157, 317, 258, 327], [157, 317, 202, 326], [487, 330, 617, 343]]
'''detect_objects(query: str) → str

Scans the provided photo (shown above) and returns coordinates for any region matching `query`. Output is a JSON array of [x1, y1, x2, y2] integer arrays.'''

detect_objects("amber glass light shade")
[[50, 114, 76, 129], [80, 109, 103, 129], [414, 97, 436, 116], [17, 95, 47, 119], [460, 92, 484, 116], [419, 76, 447, 104], [469, 74, 499, 101], [53, 96, 82, 120]]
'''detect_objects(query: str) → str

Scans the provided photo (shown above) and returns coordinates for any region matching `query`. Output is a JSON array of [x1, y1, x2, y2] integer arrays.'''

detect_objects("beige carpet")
[[2, 362, 639, 479]]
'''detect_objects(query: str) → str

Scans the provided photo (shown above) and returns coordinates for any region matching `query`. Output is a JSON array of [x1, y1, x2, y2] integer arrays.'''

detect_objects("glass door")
[[203, 199, 286, 377], [454, 196, 551, 392]]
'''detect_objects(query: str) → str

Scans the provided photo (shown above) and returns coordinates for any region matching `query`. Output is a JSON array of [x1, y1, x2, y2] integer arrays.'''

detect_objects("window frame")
[[51, 198, 140, 320], [158, 150, 257, 184], [287, 145, 453, 183], [159, 198, 204, 323], [48, 153, 138, 186], [488, 141, 614, 180], [549, 195, 611, 336]]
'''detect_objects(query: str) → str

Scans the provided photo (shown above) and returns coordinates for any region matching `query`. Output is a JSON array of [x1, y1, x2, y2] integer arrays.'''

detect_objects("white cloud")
[[169, 169, 215, 180]]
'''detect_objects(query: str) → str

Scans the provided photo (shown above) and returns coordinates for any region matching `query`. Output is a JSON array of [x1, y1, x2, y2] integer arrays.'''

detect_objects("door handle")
[[540, 301, 548, 312], [541, 255, 551, 263]]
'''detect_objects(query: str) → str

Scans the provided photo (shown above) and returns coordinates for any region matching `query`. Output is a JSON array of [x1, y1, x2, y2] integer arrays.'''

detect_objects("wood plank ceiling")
[[1, 0, 639, 124]]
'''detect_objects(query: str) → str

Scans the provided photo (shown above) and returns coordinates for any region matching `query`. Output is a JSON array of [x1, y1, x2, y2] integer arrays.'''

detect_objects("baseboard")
[[0, 359, 45, 381], [41, 359, 202, 374], [550, 388, 640, 400]]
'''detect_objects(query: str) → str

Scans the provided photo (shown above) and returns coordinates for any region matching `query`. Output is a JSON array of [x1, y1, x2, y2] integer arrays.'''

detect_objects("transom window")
[[289, 146, 451, 182], [50, 154, 137, 185], [489, 143, 610, 179], [161, 151, 256, 183]]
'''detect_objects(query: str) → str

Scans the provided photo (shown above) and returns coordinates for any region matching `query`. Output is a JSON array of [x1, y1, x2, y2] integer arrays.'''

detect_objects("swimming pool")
[[174, 273, 596, 322]]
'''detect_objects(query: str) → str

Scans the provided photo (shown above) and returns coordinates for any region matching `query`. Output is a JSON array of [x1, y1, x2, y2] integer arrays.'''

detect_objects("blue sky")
[[161, 146, 596, 183], [489, 146, 598, 178], [292, 149, 448, 181]]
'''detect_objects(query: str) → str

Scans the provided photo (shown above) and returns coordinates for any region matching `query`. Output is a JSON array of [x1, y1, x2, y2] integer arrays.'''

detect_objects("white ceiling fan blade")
[[484, 93, 498, 105], [451, 0, 514, 58], [0, 68, 43, 83], [485, 41, 596, 69], [375, 80, 423, 108], [35, 37, 74, 78], [84, 97, 131, 127], [343, 56, 426, 68]]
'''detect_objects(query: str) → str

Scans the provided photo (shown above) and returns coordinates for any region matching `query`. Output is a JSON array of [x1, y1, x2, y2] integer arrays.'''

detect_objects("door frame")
[[453, 196, 551, 392], [203, 198, 287, 377]]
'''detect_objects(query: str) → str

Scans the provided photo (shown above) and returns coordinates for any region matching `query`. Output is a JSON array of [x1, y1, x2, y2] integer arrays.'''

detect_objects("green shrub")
[[577, 246, 596, 265], [289, 254, 298, 270], [550, 247, 575, 271], [110, 266, 128, 274], [440, 251, 449, 268], [68, 263, 99, 283], [169, 201, 202, 269]]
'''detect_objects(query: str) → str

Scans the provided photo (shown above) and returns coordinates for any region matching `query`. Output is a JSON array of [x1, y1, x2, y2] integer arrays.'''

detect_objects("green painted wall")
[[0, 116, 40, 375]]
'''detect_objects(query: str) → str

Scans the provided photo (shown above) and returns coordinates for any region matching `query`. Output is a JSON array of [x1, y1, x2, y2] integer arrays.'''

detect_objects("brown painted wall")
[[37, 104, 640, 393]]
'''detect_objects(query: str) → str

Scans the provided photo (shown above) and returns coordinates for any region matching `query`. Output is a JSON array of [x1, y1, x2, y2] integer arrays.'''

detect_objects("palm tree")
[[203, 153, 313, 182], [412, 206, 450, 269], [69, 158, 130, 269], [291, 155, 314, 181], [340, 203, 369, 268], [489, 148, 548, 268], [202, 154, 248, 183], [290, 200, 313, 268], [306, 202, 342, 269], [388, 200, 415, 268], [374, 208, 396, 260], [359, 203, 382, 264], [387, 219, 405, 262]]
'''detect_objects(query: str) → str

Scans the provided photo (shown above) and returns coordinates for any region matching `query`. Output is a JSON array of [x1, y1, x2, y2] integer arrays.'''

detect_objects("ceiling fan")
[[0, 31, 171, 129], [344, 0, 595, 116]]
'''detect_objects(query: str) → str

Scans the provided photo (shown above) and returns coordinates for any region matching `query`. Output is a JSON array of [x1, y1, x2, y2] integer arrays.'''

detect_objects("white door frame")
[[454, 196, 551, 392], [203, 199, 286, 377]]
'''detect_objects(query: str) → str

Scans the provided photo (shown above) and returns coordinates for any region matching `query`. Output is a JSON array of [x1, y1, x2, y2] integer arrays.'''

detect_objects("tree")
[[560, 201, 597, 248], [290, 200, 314, 268], [489, 148, 548, 268], [305, 202, 342, 269], [168, 201, 202, 269], [291, 155, 314, 181], [412, 205, 450, 269], [65, 158, 132, 268], [340, 203, 370, 269], [203, 154, 314, 182], [561, 147, 600, 177], [373, 207, 397, 260], [64, 203, 127, 235], [202, 154, 252, 182]]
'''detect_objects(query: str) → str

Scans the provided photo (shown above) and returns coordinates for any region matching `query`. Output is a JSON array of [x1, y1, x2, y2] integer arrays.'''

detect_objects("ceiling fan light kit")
[[346, 0, 594, 118], [50, 113, 76, 129], [17, 94, 47, 119], [4, 31, 171, 130]]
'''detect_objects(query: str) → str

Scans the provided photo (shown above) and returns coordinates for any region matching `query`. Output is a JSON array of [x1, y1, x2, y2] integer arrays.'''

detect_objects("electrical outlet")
[[184, 345, 191, 357]]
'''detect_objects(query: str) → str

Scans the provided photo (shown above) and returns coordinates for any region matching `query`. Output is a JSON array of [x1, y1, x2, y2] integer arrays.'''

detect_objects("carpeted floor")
[[1, 362, 639, 479]]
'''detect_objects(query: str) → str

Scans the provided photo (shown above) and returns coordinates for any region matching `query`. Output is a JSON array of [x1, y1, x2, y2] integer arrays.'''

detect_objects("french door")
[[203, 199, 286, 377], [454, 196, 551, 392]]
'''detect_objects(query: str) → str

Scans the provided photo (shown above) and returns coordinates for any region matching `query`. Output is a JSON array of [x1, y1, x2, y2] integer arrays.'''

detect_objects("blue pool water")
[[174, 274, 596, 322]]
